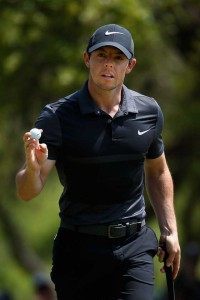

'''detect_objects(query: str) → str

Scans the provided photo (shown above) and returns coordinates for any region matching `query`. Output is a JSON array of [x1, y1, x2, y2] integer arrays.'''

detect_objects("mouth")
[[102, 74, 114, 79]]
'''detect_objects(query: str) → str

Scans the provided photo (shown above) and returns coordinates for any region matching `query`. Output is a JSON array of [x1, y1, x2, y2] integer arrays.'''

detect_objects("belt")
[[64, 219, 145, 239]]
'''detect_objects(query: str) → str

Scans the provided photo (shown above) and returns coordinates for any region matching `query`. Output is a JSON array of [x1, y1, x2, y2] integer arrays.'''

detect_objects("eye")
[[97, 52, 106, 58], [115, 55, 124, 60]]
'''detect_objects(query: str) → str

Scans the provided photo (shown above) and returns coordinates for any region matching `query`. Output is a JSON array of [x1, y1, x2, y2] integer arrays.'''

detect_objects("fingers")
[[23, 129, 44, 149], [158, 235, 181, 279], [157, 235, 167, 263], [23, 129, 42, 144], [23, 130, 48, 167], [23, 132, 39, 158], [39, 143, 48, 156], [157, 247, 165, 262]]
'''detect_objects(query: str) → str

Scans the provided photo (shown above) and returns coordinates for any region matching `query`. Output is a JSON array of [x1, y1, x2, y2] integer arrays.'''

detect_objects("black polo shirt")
[[35, 81, 164, 226]]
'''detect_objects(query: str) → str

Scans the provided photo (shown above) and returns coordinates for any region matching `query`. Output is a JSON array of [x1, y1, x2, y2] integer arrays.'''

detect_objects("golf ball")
[[30, 128, 41, 140]]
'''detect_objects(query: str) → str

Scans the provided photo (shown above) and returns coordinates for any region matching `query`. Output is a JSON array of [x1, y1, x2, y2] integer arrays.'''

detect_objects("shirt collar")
[[120, 85, 138, 114], [78, 81, 138, 115], [78, 81, 99, 115]]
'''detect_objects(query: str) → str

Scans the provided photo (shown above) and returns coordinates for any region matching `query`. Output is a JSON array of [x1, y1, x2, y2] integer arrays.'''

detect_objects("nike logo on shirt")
[[138, 128, 152, 135]]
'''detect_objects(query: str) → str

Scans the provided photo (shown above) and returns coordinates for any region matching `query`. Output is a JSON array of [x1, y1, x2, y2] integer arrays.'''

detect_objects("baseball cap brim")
[[88, 41, 132, 60]]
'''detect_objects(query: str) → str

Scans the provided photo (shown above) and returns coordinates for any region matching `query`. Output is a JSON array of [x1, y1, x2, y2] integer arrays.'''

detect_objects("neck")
[[88, 80, 122, 117]]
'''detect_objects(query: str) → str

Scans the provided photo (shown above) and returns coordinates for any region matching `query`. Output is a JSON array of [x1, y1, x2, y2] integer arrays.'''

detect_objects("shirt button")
[[97, 110, 101, 114]]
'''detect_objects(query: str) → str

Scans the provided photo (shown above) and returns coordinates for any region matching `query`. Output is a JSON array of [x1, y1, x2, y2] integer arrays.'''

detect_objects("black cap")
[[87, 24, 134, 59]]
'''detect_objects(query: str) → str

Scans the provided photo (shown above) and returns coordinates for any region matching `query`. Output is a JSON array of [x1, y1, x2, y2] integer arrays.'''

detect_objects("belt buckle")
[[108, 224, 123, 239]]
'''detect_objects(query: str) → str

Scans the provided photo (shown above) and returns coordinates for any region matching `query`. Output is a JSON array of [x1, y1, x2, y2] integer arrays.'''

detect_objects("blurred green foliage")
[[0, 0, 199, 298]]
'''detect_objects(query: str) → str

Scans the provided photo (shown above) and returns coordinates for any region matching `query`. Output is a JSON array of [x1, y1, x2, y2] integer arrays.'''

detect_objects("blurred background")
[[0, 0, 199, 299]]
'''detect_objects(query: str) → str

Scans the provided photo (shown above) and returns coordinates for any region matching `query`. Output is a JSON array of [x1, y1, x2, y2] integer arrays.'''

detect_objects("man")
[[16, 24, 180, 300]]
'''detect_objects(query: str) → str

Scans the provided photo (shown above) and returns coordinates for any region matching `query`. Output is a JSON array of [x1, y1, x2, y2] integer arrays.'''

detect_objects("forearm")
[[145, 166, 178, 237], [16, 131, 55, 201], [16, 164, 45, 201], [145, 152, 180, 278]]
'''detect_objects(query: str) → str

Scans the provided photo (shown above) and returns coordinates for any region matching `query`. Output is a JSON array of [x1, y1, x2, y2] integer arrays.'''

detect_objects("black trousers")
[[50, 225, 158, 300]]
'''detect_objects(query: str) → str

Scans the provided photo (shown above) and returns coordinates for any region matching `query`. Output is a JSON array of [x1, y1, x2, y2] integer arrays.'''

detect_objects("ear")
[[83, 51, 90, 68], [126, 58, 136, 74]]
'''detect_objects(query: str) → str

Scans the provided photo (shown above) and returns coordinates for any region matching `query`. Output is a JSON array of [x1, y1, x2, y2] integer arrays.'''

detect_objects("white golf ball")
[[30, 128, 41, 140]]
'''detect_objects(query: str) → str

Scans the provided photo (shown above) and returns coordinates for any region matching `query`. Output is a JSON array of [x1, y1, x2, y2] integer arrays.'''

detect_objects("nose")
[[105, 57, 113, 68], [105, 63, 112, 68]]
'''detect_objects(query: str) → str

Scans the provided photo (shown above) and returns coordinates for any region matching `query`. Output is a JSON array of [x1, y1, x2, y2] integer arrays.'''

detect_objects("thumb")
[[39, 143, 48, 156]]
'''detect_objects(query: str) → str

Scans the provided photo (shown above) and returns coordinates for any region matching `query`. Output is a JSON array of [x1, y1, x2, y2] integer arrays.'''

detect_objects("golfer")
[[16, 24, 180, 299]]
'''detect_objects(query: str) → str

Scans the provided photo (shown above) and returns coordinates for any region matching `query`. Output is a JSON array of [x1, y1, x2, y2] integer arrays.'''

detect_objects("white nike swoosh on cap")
[[105, 30, 124, 36], [138, 128, 152, 135]]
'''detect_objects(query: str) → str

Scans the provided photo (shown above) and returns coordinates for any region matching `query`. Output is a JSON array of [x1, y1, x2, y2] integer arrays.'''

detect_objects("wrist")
[[25, 165, 41, 178]]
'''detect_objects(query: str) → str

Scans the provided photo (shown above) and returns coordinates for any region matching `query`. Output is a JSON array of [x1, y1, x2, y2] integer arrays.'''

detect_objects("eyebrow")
[[97, 47, 124, 55]]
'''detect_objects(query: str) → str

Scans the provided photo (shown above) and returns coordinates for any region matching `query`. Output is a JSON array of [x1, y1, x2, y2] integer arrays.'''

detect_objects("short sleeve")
[[146, 103, 164, 159], [35, 105, 62, 160]]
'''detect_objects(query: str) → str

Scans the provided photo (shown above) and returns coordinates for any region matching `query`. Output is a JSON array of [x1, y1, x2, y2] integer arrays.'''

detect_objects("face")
[[84, 46, 136, 92]]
